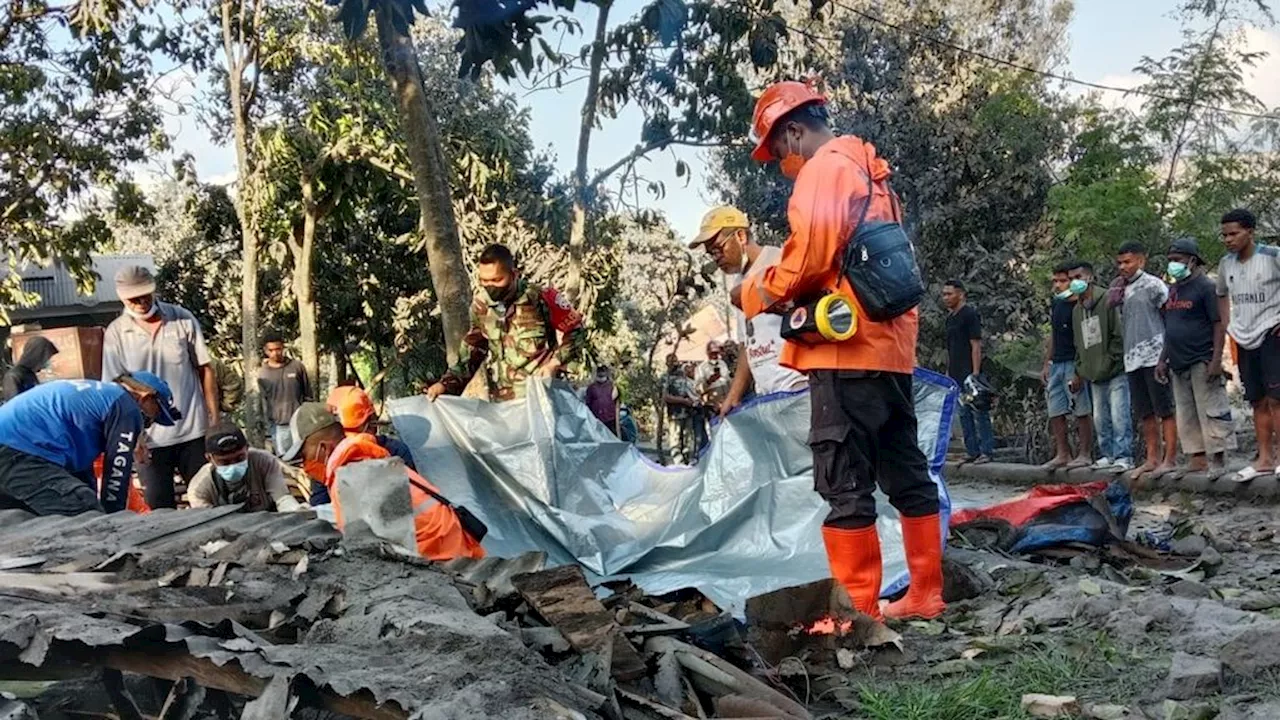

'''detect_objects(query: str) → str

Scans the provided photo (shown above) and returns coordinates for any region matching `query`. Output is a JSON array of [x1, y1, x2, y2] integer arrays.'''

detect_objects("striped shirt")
[[1216, 244, 1280, 350]]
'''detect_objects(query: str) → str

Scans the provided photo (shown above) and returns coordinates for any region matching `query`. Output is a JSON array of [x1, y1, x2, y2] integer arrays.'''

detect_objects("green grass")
[[845, 632, 1161, 720]]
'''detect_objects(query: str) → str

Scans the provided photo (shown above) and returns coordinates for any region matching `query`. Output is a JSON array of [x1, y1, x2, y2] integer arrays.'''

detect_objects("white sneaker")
[[1091, 457, 1113, 470], [1113, 458, 1134, 472]]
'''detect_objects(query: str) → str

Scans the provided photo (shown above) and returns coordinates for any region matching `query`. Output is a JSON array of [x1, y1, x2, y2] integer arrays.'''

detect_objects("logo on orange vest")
[[789, 307, 807, 329]]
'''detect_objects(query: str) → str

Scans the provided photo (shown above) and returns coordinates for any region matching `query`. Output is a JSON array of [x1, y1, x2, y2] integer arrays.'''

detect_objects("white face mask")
[[126, 304, 158, 320]]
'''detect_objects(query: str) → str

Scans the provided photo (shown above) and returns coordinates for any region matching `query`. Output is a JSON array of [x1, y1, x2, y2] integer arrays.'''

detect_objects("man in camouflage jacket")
[[427, 244, 586, 402]]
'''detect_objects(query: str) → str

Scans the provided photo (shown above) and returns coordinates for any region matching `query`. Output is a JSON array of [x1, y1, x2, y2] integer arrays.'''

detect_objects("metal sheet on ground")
[[390, 369, 961, 615]]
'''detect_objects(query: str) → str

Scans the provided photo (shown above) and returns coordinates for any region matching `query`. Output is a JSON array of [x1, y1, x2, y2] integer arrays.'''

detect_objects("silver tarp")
[[389, 368, 958, 615]]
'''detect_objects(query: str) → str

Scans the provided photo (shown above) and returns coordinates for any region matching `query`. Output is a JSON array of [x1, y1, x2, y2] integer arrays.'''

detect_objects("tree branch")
[[588, 139, 740, 190]]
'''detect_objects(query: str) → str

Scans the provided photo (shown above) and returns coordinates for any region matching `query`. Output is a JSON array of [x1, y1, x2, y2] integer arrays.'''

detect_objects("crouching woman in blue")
[[0, 372, 181, 516]]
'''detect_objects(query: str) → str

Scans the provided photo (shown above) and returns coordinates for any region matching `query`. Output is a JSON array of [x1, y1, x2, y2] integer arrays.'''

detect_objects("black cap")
[[1168, 237, 1203, 261], [205, 423, 248, 455]]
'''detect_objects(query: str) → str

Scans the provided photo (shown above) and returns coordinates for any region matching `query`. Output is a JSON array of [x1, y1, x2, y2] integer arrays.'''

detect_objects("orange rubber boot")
[[882, 513, 946, 620], [821, 525, 884, 622]]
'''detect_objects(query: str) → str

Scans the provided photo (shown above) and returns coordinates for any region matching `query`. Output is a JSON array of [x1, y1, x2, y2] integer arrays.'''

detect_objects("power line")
[[823, 0, 1280, 122]]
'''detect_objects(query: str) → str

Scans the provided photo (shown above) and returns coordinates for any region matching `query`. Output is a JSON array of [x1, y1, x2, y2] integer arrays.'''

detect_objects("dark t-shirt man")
[[258, 359, 310, 426], [945, 305, 982, 382], [1050, 299, 1075, 363], [1163, 274, 1219, 372]]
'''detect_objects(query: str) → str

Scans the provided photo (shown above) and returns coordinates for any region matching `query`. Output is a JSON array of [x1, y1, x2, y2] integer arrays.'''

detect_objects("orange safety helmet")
[[327, 385, 376, 432], [749, 80, 827, 163]]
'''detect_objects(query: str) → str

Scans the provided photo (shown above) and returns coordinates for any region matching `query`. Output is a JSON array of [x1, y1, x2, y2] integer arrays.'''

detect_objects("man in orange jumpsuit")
[[282, 402, 484, 561], [734, 81, 945, 621]]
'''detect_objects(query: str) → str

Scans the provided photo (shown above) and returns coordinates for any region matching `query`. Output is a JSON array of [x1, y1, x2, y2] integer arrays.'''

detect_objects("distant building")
[[4, 254, 155, 329]]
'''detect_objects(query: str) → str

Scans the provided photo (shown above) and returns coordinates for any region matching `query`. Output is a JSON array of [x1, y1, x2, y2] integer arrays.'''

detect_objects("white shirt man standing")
[[688, 206, 807, 417], [102, 266, 219, 509]]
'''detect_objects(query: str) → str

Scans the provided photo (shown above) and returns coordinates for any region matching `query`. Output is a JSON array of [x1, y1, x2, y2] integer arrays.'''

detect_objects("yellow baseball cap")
[[688, 206, 749, 248]]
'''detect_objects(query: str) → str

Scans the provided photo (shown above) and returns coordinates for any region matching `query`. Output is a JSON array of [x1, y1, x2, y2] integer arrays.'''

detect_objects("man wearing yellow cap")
[[690, 206, 808, 417]]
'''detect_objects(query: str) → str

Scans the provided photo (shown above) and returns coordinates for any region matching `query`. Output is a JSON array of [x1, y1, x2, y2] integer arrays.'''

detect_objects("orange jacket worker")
[[736, 81, 944, 621], [283, 402, 484, 561]]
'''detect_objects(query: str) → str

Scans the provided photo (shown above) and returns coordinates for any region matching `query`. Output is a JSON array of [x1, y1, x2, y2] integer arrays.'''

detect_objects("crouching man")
[[283, 403, 484, 560], [187, 423, 302, 512], [0, 372, 181, 516]]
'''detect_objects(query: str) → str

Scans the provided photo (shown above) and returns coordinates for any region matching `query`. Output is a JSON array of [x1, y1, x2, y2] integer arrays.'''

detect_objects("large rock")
[[1164, 652, 1222, 700], [1219, 624, 1280, 675]]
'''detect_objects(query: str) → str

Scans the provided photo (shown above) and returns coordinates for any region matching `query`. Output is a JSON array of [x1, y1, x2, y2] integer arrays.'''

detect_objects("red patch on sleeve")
[[542, 288, 583, 332]]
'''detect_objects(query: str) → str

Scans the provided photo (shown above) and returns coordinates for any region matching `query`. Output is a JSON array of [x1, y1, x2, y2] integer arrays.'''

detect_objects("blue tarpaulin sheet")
[[389, 368, 958, 615]]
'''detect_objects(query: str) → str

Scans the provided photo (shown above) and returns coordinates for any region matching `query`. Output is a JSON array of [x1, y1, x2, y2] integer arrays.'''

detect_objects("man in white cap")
[[689, 206, 808, 417], [102, 265, 219, 509]]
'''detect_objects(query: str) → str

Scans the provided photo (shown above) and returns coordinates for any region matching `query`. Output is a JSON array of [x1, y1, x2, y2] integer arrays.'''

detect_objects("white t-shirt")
[[734, 247, 809, 395], [1216, 244, 1280, 350]]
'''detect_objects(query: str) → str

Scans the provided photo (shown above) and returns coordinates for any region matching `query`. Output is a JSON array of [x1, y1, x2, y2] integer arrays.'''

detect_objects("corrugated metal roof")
[[0, 506, 341, 568], [5, 254, 156, 310], [0, 508, 597, 720]]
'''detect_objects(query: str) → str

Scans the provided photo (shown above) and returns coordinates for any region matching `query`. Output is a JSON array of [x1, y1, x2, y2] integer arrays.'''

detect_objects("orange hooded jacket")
[[324, 433, 485, 561], [740, 136, 917, 374]]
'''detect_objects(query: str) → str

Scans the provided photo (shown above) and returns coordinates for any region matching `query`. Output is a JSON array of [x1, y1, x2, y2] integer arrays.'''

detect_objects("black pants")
[[808, 370, 940, 529], [0, 445, 101, 516], [138, 437, 207, 509]]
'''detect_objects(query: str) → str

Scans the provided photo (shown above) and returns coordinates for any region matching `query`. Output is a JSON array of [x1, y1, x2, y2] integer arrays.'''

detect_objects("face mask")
[[215, 459, 249, 485], [126, 304, 158, 320], [1069, 279, 1088, 296], [1055, 289, 1073, 300], [779, 135, 806, 180], [484, 283, 515, 304], [302, 442, 331, 483], [595, 373, 608, 383], [1167, 261, 1190, 280]]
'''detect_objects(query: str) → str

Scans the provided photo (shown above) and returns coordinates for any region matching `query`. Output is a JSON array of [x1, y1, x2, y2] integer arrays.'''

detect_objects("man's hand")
[[537, 359, 562, 378], [426, 382, 446, 401], [719, 394, 741, 419], [1068, 375, 1082, 394], [134, 439, 150, 466], [1155, 360, 1169, 385], [1207, 358, 1224, 379], [1040, 362, 1050, 386]]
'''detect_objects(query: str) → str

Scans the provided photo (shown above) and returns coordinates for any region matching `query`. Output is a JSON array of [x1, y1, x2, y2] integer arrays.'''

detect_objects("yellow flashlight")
[[781, 292, 859, 344]]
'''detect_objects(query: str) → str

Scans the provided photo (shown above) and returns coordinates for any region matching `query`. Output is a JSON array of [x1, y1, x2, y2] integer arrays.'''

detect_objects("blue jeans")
[[958, 403, 994, 458], [1090, 376, 1133, 462]]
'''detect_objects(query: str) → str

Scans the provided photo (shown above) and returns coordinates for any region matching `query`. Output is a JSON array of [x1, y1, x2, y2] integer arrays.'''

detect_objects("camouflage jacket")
[[439, 281, 586, 401]]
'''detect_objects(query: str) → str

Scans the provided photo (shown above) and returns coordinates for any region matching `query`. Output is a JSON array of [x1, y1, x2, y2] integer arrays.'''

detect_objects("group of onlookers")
[[950, 208, 1279, 483]]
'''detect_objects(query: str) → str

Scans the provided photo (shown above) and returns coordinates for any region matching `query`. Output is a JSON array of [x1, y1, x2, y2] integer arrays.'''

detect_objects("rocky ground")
[[798, 482, 1280, 720]]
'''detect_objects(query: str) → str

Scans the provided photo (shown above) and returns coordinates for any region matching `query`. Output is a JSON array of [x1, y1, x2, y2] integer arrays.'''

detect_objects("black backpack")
[[839, 163, 925, 322]]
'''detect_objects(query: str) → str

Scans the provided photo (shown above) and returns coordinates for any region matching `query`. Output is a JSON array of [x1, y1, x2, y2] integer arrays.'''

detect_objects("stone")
[[1083, 704, 1130, 720], [1158, 699, 1217, 720], [1218, 698, 1280, 720], [1080, 594, 1121, 621], [1168, 579, 1213, 600], [1197, 547, 1223, 577], [1164, 652, 1222, 700], [1021, 694, 1081, 718], [1219, 624, 1280, 675], [1239, 593, 1280, 612], [1170, 535, 1208, 557], [1135, 595, 1177, 625]]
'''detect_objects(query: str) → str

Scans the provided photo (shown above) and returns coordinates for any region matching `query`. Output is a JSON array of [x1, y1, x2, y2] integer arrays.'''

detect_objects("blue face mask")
[[215, 459, 249, 485], [1167, 261, 1190, 280], [1068, 279, 1088, 296], [1055, 289, 1073, 300]]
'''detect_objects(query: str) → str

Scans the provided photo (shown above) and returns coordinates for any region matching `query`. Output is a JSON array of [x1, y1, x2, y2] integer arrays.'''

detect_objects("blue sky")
[[172, 0, 1279, 238]]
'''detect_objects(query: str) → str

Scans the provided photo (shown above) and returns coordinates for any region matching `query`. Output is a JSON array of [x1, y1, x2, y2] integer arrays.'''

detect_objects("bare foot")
[[1040, 456, 1070, 470], [1186, 458, 1209, 472], [1065, 456, 1092, 469], [1128, 462, 1158, 481], [1152, 461, 1179, 478]]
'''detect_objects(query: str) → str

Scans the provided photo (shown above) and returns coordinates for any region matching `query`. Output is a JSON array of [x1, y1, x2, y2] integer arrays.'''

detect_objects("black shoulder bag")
[[839, 163, 925, 321], [407, 475, 489, 544]]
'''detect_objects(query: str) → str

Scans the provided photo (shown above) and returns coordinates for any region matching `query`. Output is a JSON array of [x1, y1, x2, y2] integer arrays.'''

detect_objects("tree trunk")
[[222, 0, 263, 444], [374, 6, 469, 366], [295, 177, 320, 390], [565, 0, 611, 304]]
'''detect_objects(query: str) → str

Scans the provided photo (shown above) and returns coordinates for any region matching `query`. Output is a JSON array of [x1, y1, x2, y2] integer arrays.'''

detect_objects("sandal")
[[1232, 466, 1265, 483]]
